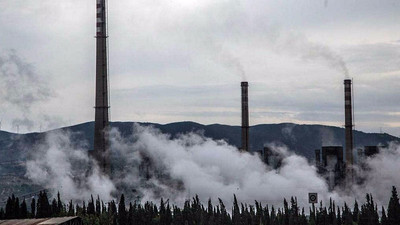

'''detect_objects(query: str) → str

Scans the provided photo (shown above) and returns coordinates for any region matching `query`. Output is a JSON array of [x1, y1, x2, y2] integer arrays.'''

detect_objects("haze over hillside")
[[0, 121, 398, 163]]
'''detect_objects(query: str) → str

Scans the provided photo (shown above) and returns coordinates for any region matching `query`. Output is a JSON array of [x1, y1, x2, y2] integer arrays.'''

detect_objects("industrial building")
[[357, 145, 384, 165], [315, 146, 345, 190], [255, 147, 282, 169]]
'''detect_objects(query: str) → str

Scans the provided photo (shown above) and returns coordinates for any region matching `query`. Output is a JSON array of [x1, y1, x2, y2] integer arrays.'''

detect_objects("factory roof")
[[0, 216, 82, 225]]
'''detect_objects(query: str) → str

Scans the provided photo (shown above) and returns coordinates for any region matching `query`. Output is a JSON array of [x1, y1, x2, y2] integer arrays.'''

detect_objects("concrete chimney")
[[241, 82, 249, 152], [344, 79, 353, 181], [94, 0, 110, 175]]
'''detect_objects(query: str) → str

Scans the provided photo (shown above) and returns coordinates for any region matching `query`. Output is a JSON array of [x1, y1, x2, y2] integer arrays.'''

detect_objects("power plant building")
[[315, 146, 345, 190], [255, 147, 282, 169]]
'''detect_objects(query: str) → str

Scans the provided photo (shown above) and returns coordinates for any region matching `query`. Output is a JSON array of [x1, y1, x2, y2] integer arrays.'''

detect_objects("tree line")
[[0, 186, 400, 225]]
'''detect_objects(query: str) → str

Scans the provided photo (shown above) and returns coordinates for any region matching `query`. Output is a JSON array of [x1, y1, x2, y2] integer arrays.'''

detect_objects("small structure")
[[364, 146, 380, 157], [0, 216, 82, 225], [358, 145, 384, 165], [255, 147, 282, 169]]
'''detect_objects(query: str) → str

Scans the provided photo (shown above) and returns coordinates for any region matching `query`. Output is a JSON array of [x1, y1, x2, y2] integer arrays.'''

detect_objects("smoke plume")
[[352, 142, 400, 205], [25, 131, 115, 202], [26, 124, 331, 206], [25, 124, 399, 208], [0, 49, 53, 132], [270, 31, 350, 78], [217, 49, 246, 81]]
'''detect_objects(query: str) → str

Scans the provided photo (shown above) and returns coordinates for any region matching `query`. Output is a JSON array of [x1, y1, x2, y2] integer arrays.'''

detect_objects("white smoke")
[[0, 49, 55, 132], [25, 124, 332, 206], [25, 124, 399, 208], [25, 131, 116, 202], [352, 142, 400, 206]]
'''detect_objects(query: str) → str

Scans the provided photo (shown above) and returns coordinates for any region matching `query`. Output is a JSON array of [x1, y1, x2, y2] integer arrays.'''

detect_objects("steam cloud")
[[26, 124, 400, 208], [352, 142, 400, 206], [0, 49, 53, 132], [25, 131, 115, 202]]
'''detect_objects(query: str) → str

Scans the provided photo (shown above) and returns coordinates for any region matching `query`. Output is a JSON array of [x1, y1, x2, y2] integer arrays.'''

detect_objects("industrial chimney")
[[93, 0, 110, 175], [241, 81, 249, 152], [344, 79, 353, 181]]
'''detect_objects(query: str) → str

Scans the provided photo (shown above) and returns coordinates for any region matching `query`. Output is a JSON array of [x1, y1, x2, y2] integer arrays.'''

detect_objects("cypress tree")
[[118, 194, 127, 225], [0, 207, 4, 219], [337, 206, 342, 225], [14, 197, 20, 219], [41, 191, 51, 217], [388, 186, 400, 225], [381, 206, 389, 225], [232, 194, 240, 225], [57, 192, 63, 215], [5, 196, 12, 219], [31, 198, 36, 218], [95, 195, 101, 215], [343, 203, 353, 225], [51, 198, 58, 216], [353, 200, 359, 224], [68, 200, 74, 216], [20, 199, 27, 219], [87, 195, 95, 215]]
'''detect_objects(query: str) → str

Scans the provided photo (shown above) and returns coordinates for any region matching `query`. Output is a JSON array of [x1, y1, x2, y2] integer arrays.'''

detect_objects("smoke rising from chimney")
[[270, 32, 350, 78], [218, 49, 246, 81]]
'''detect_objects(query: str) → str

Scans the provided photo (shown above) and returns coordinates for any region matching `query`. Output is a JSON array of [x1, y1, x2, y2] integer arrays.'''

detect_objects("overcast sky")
[[0, 0, 400, 136]]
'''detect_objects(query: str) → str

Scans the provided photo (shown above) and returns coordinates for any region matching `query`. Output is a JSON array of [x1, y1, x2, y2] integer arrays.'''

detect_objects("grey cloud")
[[0, 49, 54, 131], [0, 49, 52, 108], [1, 0, 400, 136]]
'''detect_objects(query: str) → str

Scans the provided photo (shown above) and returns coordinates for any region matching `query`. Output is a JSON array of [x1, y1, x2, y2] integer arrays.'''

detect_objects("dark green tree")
[[353, 200, 359, 224], [67, 200, 74, 216], [20, 199, 27, 219], [51, 198, 58, 216], [118, 194, 128, 225], [57, 192, 63, 215], [87, 195, 95, 215], [388, 186, 400, 225], [30, 198, 36, 218], [359, 194, 379, 225], [0, 207, 4, 219], [381, 206, 389, 225]]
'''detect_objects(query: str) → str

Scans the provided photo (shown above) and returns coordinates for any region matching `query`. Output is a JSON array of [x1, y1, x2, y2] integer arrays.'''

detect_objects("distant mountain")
[[0, 121, 398, 201], [1, 121, 398, 162], [70, 121, 400, 159]]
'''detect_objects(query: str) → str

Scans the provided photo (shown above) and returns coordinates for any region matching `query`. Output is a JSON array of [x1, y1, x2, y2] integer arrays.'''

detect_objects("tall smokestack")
[[241, 82, 249, 152], [344, 79, 353, 181], [94, 0, 110, 175]]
